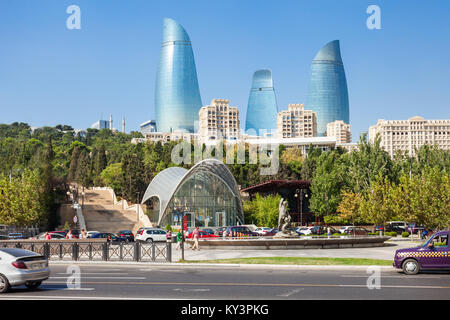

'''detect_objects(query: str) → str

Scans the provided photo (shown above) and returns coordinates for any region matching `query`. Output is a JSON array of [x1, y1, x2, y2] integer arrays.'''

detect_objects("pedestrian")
[[65, 230, 73, 239], [107, 234, 112, 242], [422, 229, 428, 240], [166, 230, 172, 241], [192, 226, 200, 251], [79, 229, 87, 239], [176, 229, 182, 250], [44, 232, 52, 240]]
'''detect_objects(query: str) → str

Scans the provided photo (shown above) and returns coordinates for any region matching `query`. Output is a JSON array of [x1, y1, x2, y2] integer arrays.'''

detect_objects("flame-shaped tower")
[[306, 40, 349, 136], [245, 69, 278, 136], [154, 18, 202, 133]]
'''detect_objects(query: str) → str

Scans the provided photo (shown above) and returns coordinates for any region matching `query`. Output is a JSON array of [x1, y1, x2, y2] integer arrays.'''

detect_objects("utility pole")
[[136, 192, 140, 222]]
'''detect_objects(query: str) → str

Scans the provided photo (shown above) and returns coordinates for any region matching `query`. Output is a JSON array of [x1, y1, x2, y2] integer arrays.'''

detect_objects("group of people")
[[166, 226, 201, 251], [44, 229, 88, 240]]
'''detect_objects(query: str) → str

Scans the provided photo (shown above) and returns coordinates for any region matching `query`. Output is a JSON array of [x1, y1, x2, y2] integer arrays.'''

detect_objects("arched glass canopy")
[[141, 159, 244, 227]]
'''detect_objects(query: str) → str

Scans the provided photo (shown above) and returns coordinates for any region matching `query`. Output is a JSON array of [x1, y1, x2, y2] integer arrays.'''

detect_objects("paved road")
[[1, 263, 449, 300], [173, 241, 422, 261]]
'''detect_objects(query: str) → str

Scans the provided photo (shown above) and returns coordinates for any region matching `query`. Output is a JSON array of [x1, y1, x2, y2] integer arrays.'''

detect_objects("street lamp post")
[[295, 189, 303, 226], [136, 192, 140, 222]]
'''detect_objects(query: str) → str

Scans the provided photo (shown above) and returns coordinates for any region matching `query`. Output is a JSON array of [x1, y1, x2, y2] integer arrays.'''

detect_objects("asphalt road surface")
[[1, 263, 450, 300]]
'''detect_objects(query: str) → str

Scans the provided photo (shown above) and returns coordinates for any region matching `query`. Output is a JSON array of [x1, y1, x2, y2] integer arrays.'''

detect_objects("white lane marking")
[[0, 295, 176, 300], [56, 273, 128, 275], [41, 287, 95, 291], [340, 275, 444, 279], [49, 277, 146, 280], [173, 288, 211, 292], [277, 288, 304, 297]]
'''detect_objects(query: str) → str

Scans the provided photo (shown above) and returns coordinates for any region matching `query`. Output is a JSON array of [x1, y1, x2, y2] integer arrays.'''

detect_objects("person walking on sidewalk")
[[192, 226, 200, 251], [176, 229, 183, 250]]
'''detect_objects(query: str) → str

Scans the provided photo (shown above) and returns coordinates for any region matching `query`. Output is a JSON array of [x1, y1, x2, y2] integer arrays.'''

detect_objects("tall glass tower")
[[306, 40, 349, 136], [245, 69, 278, 136], [155, 18, 202, 133]]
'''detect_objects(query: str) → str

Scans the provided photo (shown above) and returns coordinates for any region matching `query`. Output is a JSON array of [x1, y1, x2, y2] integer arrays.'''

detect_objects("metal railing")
[[0, 240, 172, 263]]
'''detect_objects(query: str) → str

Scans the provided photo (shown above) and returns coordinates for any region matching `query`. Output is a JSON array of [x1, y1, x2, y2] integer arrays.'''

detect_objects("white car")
[[339, 226, 353, 234], [0, 248, 50, 293], [86, 231, 100, 238], [295, 227, 313, 235], [254, 227, 274, 235], [137, 228, 168, 243]]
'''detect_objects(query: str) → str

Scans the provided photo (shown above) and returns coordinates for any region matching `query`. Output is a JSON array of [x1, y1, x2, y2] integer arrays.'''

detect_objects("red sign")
[[182, 216, 188, 231]]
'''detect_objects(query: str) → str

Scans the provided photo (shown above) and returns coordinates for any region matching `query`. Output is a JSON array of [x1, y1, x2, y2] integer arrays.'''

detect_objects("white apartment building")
[[369, 116, 450, 157], [277, 104, 317, 138], [131, 131, 198, 145], [199, 99, 240, 143], [326, 120, 351, 144]]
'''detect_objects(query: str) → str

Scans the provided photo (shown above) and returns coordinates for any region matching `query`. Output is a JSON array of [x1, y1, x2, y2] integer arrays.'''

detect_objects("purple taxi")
[[393, 231, 450, 275]]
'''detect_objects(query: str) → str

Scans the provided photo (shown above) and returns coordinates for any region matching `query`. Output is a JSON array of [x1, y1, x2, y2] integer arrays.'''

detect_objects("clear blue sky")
[[1, 0, 449, 141]]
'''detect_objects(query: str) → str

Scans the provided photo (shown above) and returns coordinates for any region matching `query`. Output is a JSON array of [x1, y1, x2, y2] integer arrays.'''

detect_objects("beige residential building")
[[369, 116, 450, 157], [131, 131, 198, 145], [326, 120, 351, 144], [199, 99, 240, 142], [277, 104, 317, 138]]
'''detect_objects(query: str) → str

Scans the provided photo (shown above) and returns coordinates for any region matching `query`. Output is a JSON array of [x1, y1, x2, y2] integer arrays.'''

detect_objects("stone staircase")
[[81, 189, 141, 234]]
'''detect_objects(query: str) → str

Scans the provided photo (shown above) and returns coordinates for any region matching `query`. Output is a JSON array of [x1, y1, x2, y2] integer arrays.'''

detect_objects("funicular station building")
[[141, 159, 244, 228]]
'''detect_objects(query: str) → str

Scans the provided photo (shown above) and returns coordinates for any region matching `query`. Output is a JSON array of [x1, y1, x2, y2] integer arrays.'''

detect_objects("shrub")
[[332, 233, 342, 237], [368, 232, 378, 236], [401, 231, 410, 238], [385, 231, 398, 237]]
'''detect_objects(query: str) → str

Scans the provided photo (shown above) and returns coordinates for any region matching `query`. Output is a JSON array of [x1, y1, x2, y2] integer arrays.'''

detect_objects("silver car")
[[0, 248, 50, 293]]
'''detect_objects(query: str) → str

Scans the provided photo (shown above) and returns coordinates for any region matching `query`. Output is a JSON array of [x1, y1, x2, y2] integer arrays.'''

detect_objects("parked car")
[[138, 228, 168, 243], [7, 233, 24, 240], [254, 227, 277, 236], [0, 235, 8, 240], [86, 231, 100, 238], [0, 248, 50, 293], [375, 225, 385, 233], [34, 232, 66, 240], [90, 233, 127, 242], [339, 226, 353, 234], [344, 226, 369, 236], [225, 226, 258, 237], [393, 230, 450, 275], [117, 230, 134, 242], [385, 221, 407, 234], [49, 231, 67, 237], [214, 227, 227, 237], [200, 228, 215, 235], [187, 230, 219, 239], [295, 227, 313, 235]]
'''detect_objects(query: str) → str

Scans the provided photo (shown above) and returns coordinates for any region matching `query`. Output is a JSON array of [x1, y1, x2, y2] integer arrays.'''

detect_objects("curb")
[[48, 260, 395, 271]]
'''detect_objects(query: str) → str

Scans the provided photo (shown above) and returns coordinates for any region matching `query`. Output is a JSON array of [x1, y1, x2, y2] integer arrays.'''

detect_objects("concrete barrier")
[[186, 236, 391, 250]]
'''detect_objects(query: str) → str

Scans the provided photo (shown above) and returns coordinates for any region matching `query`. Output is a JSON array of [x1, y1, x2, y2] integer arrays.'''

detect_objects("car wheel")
[[402, 259, 420, 275], [146, 238, 153, 243], [25, 281, 42, 290], [0, 274, 11, 293]]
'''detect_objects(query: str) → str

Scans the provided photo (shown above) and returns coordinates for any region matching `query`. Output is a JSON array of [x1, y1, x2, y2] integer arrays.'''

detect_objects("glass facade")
[[245, 69, 278, 136], [306, 40, 349, 136], [154, 18, 202, 133], [161, 171, 241, 227], [141, 159, 244, 227]]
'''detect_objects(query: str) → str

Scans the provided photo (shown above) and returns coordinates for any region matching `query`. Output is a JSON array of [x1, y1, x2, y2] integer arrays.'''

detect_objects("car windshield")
[[421, 234, 449, 248]]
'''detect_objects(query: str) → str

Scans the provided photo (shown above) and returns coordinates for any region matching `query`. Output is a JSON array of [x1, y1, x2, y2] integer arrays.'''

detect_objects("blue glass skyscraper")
[[306, 40, 349, 136], [155, 18, 202, 133], [245, 69, 278, 136]]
